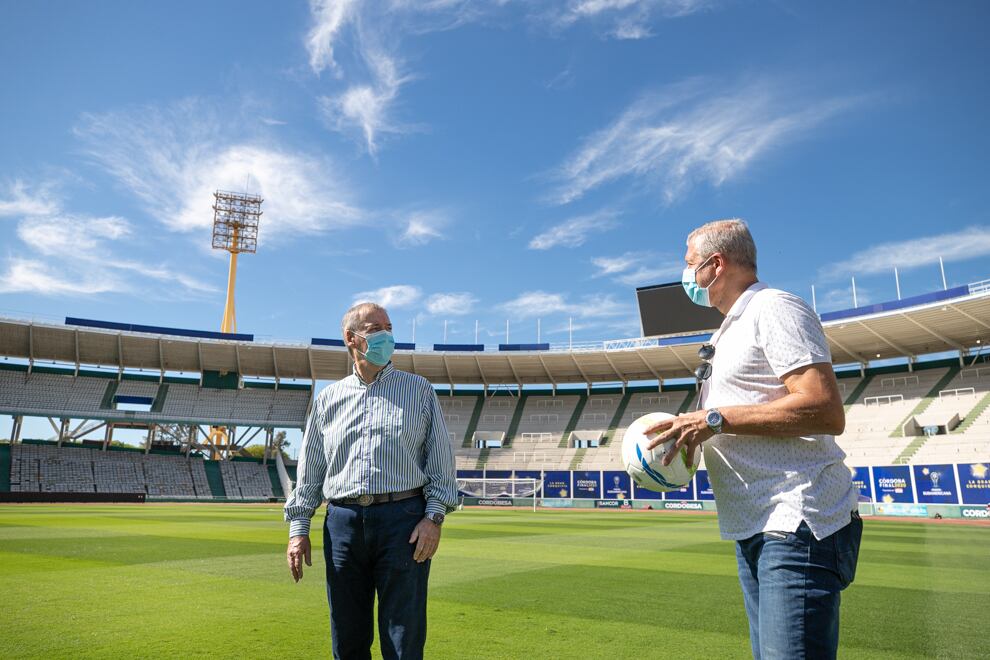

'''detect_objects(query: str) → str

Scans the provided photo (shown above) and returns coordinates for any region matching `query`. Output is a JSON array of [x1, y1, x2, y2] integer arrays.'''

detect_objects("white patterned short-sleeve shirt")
[[700, 282, 857, 541]]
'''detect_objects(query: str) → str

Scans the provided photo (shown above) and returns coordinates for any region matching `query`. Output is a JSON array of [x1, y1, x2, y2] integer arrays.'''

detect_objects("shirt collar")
[[352, 361, 395, 386], [710, 281, 767, 346]]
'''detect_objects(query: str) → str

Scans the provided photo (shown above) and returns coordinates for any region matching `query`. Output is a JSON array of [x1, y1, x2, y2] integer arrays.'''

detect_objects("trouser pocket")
[[835, 514, 863, 589]]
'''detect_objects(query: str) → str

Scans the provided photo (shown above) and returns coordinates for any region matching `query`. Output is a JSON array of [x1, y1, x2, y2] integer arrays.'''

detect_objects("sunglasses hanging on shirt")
[[695, 343, 715, 382]]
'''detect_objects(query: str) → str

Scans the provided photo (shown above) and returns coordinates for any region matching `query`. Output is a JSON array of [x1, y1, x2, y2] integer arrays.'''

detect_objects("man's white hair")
[[687, 218, 758, 273], [341, 302, 387, 338]]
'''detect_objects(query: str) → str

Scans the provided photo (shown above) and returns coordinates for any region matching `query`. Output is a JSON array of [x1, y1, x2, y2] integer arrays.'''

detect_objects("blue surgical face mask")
[[681, 254, 720, 307], [353, 330, 395, 366]]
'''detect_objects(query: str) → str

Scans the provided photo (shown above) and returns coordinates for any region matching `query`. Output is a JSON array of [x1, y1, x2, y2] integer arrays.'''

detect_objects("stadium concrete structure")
[[1, 278, 989, 510]]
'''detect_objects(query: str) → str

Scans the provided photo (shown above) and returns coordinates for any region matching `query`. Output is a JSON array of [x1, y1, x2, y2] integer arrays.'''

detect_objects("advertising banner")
[[476, 498, 513, 506], [872, 465, 914, 504], [874, 503, 928, 517], [960, 506, 990, 519], [663, 501, 704, 511], [694, 470, 715, 501], [632, 480, 662, 500], [850, 467, 873, 502], [543, 470, 571, 498], [663, 479, 695, 501], [959, 463, 990, 504], [595, 499, 627, 508], [602, 471, 631, 500], [512, 470, 542, 497], [456, 470, 482, 496], [912, 464, 959, 504], [573, 471, 602, 499]]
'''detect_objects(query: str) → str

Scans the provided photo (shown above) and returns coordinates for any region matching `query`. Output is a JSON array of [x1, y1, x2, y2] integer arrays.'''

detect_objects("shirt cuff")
[[288, 518, 311, 538], [425, 498, 449, 516]]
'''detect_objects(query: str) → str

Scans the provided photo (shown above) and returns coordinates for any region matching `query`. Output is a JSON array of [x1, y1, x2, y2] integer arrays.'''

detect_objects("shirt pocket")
[[373, 397, 417, 450]]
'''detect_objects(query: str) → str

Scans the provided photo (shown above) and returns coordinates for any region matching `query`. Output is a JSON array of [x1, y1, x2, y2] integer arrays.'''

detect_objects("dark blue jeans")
[[735, 514, 862, 660], [323, 496, 430, 660]]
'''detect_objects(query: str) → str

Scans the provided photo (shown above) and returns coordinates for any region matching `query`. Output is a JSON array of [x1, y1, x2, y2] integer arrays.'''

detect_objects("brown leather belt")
[[331, 487, 423, 507]]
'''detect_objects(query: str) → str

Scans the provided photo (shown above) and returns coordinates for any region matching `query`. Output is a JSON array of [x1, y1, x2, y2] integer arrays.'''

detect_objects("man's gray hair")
[[687, 218, 758, 273], [341, 302, 387, 338]]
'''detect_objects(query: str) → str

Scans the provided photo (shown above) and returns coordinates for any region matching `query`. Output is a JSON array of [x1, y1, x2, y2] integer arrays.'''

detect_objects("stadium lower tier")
[[4, 443, 280, 500], [2, 441, 985, 507]]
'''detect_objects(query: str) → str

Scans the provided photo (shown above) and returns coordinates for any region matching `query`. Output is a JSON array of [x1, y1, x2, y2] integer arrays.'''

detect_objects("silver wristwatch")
[[705, 408, 724, 434], [425, 512, 445, 527]]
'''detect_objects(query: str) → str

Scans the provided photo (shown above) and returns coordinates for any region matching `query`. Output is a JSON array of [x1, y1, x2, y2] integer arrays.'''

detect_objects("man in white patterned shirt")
[[646, 219, 862, 659], [285, 302, 457, 660]]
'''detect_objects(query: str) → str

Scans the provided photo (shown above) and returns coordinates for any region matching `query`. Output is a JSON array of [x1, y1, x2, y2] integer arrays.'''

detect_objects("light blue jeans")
[[735, 514, 862, 660]]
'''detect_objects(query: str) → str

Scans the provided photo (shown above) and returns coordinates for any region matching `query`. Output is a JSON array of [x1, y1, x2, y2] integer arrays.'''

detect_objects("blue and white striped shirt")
[[284, 362, 457, 537]]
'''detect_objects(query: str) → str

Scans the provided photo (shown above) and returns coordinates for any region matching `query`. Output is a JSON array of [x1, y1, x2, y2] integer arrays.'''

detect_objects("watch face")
[[707, 410, 721, 426], [430, 513, 445, 525]]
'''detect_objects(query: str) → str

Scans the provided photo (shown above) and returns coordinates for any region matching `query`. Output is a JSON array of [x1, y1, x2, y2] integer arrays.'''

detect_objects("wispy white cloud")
[[0, 179, 217, 298], [546, 0, 711, 39], [545, 66, 576, 90], [305, 1, 718, 156], [306, 0, 499, 155], [549, 78, 862, 205], [17, 215, 131, 257], [818, 284, 873, 312], [591, 251, 682, 285], [0, 258, 121, 296], [499, 290, 632, 319], [306, 0, 360, 75], [591, 251, 646, 276], [528, 209, 619, 250], [350, 286, 476, 315], [352, 284, 423, 309], [0, 180, 61, 218], [822, 226, 990, 279], [74, 99, 363, 241], [318, 48, 410, 156], [394, 209, 448, 247], [615, 265, 683, 286], [426, 292, 477, 315]]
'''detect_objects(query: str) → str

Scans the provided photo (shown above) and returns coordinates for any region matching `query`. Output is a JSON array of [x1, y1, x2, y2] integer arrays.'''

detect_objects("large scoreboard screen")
[[636, 282, 724, 337]]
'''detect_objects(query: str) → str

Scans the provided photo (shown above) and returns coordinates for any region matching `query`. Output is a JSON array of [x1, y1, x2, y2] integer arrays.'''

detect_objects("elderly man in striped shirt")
[[285, 302, 458, 660]]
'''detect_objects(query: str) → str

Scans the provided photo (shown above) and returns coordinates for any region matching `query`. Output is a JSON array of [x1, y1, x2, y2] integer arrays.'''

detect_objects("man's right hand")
[[287, 535, 312, 582]]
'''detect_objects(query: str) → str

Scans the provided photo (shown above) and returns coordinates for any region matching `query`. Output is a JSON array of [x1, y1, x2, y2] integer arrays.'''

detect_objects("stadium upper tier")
[[0, 364, 311, 428], [0, 280, 988, 386]]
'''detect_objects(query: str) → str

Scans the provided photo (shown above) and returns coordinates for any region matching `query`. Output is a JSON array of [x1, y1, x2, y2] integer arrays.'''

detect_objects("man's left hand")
[[409, 518, 441, 563], [644, 410, 714, 467]]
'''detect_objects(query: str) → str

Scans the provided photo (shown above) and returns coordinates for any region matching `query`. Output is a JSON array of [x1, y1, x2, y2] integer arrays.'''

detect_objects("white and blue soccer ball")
[[622, 412, 700, 493]]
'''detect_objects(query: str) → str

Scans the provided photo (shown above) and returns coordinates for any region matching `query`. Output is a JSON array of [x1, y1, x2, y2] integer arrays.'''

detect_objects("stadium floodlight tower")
[[208, 190, 263, 459], [212, 190, 263, 333]]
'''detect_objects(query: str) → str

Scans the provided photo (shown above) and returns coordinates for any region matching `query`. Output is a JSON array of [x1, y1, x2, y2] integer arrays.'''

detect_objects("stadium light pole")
[[851, 277, 858, 308], [212, 190, 262, 334], [210, 189, 262, 459], [895, 267, 902, 300], [939, 257, 947, 290], [811, 286, 817, 313]]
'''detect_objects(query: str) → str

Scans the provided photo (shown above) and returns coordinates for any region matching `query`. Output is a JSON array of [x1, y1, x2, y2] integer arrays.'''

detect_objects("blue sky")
[[2, 0, 989, 349]]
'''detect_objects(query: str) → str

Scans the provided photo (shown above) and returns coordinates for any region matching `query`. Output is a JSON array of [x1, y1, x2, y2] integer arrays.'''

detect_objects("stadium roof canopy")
[[1, 281, 988, 388]]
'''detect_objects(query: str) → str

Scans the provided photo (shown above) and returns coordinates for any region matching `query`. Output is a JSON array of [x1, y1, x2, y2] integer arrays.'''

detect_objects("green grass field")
[[0, 505, 987, 659]]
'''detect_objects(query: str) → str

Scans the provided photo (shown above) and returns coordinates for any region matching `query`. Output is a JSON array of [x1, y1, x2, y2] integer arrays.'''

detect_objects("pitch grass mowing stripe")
[[0, 506, 988, 659]]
